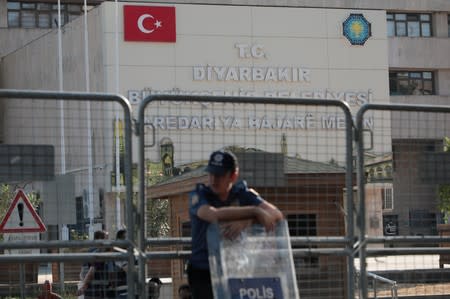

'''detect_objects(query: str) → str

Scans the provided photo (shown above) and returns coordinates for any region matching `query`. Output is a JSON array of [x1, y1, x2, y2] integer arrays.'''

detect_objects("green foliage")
[[146, 160, 165, 186], [145, 160, 170, 238], [0, 184, 41, 220], [69, 228, 89, 240], [438, 137, 450, 223], [444, 136, 450, 153], [438, 185, 450, 224], [146, 198, 169, 237], [0, 184, 16, 219]]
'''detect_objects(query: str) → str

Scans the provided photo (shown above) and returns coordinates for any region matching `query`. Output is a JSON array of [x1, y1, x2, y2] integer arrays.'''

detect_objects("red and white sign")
[[123, 5, 176, 42], [0, 189, 46, 233]]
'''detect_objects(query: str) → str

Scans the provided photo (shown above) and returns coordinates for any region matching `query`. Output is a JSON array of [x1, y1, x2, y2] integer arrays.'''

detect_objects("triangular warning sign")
[[0, 189, 46, 233]]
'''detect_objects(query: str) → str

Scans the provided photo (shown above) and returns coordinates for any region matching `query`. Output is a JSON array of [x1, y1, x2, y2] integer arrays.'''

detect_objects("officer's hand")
[[221, 220, 252, 240], [254, 207, 276, 231]]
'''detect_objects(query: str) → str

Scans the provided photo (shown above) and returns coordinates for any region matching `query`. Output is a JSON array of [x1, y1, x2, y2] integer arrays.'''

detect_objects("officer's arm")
[[197, 204, 265, 223], [197, 204, 277, 231], [258, 200, 284, 222]]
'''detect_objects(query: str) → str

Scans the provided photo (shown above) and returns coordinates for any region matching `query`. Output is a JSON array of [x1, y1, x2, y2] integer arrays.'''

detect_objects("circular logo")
[[343, 14, 371, 46], [213, 153, 224, 163]]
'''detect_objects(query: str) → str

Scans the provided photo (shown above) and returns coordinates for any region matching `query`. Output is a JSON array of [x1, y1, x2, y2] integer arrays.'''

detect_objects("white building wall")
[[100, 0, 449, 11], [106, 3, 389, 164], [0, 0, 53, 58], [0, 0, 448, 234], [0, 6, 112, 223]]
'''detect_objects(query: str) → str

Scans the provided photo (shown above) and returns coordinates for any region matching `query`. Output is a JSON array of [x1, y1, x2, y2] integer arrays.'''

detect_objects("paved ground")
[[355, 254, 450, 298], [370, 283, 450, 297], [355, 254, 442, 271]]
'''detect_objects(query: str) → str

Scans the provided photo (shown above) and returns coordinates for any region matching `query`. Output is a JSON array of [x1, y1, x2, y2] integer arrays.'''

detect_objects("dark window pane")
[[407, 14, 419, 21], [398, 79, 411, 95], [396, 22, 406, 36], [52, 12, 64, 27], [7, 2, 20, 9], [408, 21, 420, 37], [37, 3, 51, 10], [389, 81, 397, 94], [21, 11, 35, 28], [389, 74, 398, 95], [420, 14, 430, 21], [423, 81, 433, 95], [423, 72, 432, 79], [395, 14, 406, 21], [387, 13, 394, 20], [52, 4, 66, 10], [421, 23, 431, 37], [411, 79, 423, 95], [22, 3, 35, 9], [38, 14, 50, 28], [387, 21, 395, 37], [8, 11, 20, 27]]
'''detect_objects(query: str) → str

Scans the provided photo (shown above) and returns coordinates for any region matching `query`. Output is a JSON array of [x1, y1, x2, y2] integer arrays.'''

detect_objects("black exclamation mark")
[[17, 203, 24, 226]]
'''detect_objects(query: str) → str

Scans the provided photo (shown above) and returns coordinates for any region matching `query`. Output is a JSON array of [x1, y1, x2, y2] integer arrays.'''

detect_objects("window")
[[382, 187, 393, 210], [287, 214, 318, 268], [7, 1, 83, 28], [387, 13, 432, 37], [448, 15, 450, 37], [389, 71, 434, 95]]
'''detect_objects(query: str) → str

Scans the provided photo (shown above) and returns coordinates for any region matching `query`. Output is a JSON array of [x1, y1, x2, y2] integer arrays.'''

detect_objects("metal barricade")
[[0, 90, 136, 298], [355, 103, 450, 299], [136, 95, 355, 299], [3, 90, 450, 299]]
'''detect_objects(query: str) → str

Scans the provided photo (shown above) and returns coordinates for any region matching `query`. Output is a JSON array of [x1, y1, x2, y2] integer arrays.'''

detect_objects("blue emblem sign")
[[228, 277, 283, 299], [343, 13, 371, 45]]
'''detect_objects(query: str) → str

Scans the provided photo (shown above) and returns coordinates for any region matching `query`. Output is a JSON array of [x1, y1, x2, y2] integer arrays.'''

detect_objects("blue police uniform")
[[187, 180, 263, 298], [189, 180, 263, 268]]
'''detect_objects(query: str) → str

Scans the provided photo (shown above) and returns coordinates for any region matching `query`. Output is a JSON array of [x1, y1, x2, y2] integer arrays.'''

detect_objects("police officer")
[[187, 150, 283, 299]]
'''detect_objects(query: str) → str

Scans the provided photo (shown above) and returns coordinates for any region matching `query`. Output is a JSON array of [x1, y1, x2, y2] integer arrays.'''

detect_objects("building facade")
[[0, 0, 449, 255]]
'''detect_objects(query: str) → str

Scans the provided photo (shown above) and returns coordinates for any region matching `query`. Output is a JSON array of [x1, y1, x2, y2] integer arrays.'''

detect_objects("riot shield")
[[207, 219, 299, 299]]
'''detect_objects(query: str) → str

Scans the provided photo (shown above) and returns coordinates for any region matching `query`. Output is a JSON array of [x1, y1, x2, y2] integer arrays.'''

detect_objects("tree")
[[145, 160, 170, 237], [146, 198, 169, 237]]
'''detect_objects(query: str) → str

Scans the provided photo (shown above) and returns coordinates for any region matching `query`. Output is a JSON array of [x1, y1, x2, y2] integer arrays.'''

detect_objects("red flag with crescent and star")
[[123, 5, 176, 42]]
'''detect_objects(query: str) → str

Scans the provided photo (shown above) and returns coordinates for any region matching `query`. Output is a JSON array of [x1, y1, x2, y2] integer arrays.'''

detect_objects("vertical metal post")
[[19, 263, 25, 299], [355, 106, 368, 299], [121, 96, 135, 299], [344, 104, 356, 299], [137, 94, 148, 298], [137, 95, 356, 299], [373, 279, 377, 298]]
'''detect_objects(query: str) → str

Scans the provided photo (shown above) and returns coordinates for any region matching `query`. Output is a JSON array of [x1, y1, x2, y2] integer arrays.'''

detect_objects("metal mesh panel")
[[356, 105, 450, 299], [141, 97, 354, 299], [0, 91, 135, 298]]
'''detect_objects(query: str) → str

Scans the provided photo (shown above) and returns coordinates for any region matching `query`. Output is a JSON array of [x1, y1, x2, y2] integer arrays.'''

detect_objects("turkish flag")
[[123, 5, 176, 42]]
